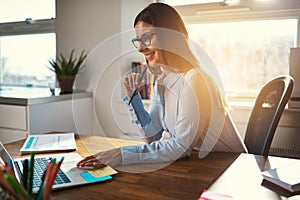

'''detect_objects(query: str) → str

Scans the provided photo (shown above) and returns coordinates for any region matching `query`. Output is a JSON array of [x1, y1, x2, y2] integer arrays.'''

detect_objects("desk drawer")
[[0, 104, 27, 130]]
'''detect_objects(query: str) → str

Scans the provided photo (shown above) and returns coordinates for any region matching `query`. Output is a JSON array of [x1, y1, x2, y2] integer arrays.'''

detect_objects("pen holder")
[[0, 186, 12, 200], [0, 185, 52, 200], [0, 153, 62, 200]]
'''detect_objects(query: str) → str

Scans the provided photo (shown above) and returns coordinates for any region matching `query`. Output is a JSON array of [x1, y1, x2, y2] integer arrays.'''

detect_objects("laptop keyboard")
[[22, 157, 71, 189]]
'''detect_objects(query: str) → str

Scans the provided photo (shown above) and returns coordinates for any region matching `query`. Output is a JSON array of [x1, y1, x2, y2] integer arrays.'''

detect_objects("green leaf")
[[46, 49, 87, 76]]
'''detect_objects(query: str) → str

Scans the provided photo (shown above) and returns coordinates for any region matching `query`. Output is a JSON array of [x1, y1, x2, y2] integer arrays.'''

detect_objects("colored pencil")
[[4, 161, 16, 179], [43, 157, 64, 200], [4, 173, 30, 200], [35, 164, 48, 200], [36, 160, 53, 200], [0, 178, 23, 200], [7, 157, 15, 175], [28, 152, 35, 196], [22, 159, 28, 190], [0, 169, 22, 200]]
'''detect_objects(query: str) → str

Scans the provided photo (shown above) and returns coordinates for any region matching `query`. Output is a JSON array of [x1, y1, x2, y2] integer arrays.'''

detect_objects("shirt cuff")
[[123, 94, 143, 108], [123, 94, 149, 127]]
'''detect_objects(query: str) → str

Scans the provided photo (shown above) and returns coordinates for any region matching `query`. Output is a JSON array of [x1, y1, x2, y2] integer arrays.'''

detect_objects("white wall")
[[56, 0, 121, 56], [56, 0, 152, 138], [56, 0, 152, 56]]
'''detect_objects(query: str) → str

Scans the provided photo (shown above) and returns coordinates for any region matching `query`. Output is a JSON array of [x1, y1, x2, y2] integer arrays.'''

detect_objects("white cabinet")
[[0, 104, 27, 130], [0, 90, 92, 144]]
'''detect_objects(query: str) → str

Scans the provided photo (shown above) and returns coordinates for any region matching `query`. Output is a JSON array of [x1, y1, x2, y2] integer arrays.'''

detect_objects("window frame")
[[0, 18, 55, 36], [174, 2, 300, 49]]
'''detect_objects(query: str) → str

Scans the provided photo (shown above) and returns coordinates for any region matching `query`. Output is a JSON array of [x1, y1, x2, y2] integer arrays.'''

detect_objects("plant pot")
[[57, 75, 75, 94]]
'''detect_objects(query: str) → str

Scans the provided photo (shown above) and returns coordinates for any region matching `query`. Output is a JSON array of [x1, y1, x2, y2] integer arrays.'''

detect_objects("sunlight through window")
[[187, 19, 297, 97], [0, 0, 55, 87]]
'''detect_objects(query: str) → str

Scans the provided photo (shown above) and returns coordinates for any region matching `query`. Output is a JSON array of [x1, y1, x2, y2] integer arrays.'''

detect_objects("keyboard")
[[22, 157, 71, 189]]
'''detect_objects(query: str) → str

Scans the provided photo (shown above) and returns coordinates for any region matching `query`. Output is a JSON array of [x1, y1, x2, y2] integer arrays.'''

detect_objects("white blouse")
[[121, 68, 247, 165]]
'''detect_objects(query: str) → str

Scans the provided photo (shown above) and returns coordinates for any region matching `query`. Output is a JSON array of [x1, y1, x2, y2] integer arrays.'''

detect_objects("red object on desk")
[[199, 189, 233, 200]]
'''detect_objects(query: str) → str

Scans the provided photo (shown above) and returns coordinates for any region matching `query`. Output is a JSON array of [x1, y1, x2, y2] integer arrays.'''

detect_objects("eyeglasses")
[[131, 32, 156, 49]]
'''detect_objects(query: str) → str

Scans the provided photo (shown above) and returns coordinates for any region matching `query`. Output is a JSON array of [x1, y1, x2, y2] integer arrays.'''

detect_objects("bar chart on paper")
[[20, 133, 77, 153]]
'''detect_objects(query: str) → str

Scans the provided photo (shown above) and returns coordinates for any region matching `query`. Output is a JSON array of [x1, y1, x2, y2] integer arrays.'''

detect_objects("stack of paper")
[[262, 163, 300, 193]]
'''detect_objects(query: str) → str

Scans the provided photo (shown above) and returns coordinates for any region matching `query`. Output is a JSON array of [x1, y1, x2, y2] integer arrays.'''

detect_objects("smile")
[[144, 52, 155, 61]]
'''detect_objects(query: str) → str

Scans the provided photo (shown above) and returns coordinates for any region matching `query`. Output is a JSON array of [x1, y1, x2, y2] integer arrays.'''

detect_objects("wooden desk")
[[4, 136, 300, 200]]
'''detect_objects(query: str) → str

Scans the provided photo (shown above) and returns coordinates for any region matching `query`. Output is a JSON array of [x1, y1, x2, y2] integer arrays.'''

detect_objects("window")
[[187, 19, 297, 97], [160, 0, 223, 6], [0, 0, 55, 87], [161, 0, 298, 99]]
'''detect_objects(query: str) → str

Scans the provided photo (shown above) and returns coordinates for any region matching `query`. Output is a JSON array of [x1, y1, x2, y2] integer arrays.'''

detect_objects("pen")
[[28, 152, 35, 196], [22, 159, 28, 189], [128, 65, 148, 105], [4, 173, 30, 200]]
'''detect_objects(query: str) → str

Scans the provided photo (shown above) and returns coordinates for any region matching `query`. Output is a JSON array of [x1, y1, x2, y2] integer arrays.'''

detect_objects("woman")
[[77, 3, 247, 169]]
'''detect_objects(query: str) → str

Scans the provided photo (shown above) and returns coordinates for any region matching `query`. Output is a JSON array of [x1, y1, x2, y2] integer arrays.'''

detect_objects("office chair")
[[244, 75, 294, 156]]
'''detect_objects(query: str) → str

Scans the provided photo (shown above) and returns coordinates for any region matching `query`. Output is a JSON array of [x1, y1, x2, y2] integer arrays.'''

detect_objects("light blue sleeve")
[[123, 88, 163, 142], [121, 136, 190, 165]]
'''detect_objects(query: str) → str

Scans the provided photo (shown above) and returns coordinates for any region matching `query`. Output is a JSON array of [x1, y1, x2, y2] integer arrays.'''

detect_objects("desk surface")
[[4, 135, 300, 200]]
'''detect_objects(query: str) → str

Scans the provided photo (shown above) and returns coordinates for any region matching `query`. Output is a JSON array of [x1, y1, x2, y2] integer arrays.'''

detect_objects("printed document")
[[20, 133, 77, 153]]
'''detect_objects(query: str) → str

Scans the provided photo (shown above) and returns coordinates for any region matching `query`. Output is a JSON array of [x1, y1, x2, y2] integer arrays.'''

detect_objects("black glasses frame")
[[131, 32, 156, 49]]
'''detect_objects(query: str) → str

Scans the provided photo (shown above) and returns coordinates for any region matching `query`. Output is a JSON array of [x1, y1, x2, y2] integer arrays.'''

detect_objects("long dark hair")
[[134, 3, 198, 72], [134, 3, 230, 112], [134, 3, 188, 37]]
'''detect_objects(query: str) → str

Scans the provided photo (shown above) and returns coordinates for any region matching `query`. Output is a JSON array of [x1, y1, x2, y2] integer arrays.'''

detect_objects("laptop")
[[0, 142, 112, 193]]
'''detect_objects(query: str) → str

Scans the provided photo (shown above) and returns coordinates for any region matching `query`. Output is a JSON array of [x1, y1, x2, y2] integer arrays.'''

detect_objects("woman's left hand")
[[76, 147, 122, 169]]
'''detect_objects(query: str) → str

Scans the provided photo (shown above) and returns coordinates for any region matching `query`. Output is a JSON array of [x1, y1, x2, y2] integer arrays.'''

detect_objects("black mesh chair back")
[[244, 75, 294, 156]]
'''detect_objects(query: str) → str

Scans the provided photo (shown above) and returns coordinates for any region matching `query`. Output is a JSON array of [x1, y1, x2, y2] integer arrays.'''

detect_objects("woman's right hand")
[[77, 148, 122, 169], [122, 71, 146, 98]]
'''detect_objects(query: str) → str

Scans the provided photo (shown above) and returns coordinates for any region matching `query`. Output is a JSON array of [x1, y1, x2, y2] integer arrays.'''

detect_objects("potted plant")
[[48, 49, 87, 94]]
